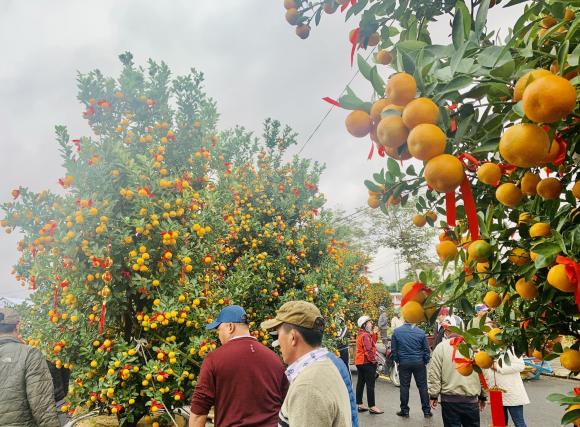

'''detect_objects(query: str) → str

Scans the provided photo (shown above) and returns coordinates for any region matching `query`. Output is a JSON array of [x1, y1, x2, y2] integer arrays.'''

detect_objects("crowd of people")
[[0, 301, 531, 427]]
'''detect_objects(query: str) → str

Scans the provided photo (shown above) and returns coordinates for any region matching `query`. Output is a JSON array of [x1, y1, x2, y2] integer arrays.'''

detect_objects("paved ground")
[[356, 374, 576, 427]]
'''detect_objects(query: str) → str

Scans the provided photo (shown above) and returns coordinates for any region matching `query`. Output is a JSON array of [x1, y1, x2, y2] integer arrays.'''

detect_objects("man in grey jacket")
[[0, 307, 59, 427], [377, 306, 389, 345]]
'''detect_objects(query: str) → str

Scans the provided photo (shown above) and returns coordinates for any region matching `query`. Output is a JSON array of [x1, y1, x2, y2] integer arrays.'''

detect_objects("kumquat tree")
[[283, 0, 580, 424], [0, 53, 370, 426]]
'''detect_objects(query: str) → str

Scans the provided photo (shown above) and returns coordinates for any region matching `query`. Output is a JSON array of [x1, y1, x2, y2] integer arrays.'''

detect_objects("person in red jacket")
[[355, 315, 383, 415]]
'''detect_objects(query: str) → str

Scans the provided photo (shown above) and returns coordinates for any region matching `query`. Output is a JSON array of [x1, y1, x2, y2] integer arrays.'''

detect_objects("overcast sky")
[[0, 1, 522, 299]]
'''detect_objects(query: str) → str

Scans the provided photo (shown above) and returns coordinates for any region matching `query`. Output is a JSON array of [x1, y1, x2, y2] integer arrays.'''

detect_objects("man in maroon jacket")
[[189, 305, 288, 427]]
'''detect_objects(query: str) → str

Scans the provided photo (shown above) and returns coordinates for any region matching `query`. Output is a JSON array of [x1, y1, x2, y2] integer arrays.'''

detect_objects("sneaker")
[[396, 411, 409, 418]]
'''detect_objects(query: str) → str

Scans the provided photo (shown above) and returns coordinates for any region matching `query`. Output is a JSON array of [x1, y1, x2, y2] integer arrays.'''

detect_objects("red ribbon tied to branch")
[[349, 28, 360, 66], [340, 0, 357, 13], [489, 389, 507, 427], [442, 154, 480, 241], [400, 282, 432, 307], [555, 256, 580, 311]]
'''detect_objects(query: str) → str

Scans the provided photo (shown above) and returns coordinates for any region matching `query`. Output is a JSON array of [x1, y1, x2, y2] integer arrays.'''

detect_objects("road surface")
[[356, 374, 576, 426]]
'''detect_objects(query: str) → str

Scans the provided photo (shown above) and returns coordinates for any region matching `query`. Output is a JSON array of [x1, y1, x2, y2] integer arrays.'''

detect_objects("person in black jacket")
[[47, 362, 70, 426]]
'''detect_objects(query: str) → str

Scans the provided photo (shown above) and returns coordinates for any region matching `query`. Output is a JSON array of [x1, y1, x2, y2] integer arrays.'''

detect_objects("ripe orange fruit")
[[476, 262, 489, 274], [412, 214, 427, 227], [468, 240, 492, 262], [477, 163, 501, 186], [406, 124, 446, 161], [345, 110, 372, 138], [560, 349, 580, 372], [401, 282, 427, 304], [425, 211, 437, 222], [499, 124, 549, 168], [385, 73, 417, 106], [456, 363, 474, 376], [573, 181, 580, 199], [508, 248, 530, 266], [541, 15, 558, 28], [436, 241, 458, 261], [515, 278, 538, 300], [530, 251, 538, 262], [487, 327, 502, 345], [532, 349, 544, 360], [284, 0, 296, 9], [488, 277, 498, 287], [547, 264, 574, 292], [383, 144, 412, 161], [376, 115, 409, 148], [285, 8, 299, 25], [424, 154, 465, 193], [529, 222, 551, 238], [401, 301, 425, 323], [367, 32, 380, 46], [483, 291, 502, 308], [543, 140, 561, 164], [565, 8, 575, 21], [513, 69, 552, 102], [474, 351, 493, 369], [370, 99, 392, 124], [295, 24, 311, 39], [536, 177, 562, 200], [520, 172, 541, 196], [367, 195, 380, 209], [522, 75, 577, 123], [401, 98, 440, 129], [323, 2, 338, 13], [376, 50, 392, 65], [496, 183, 523, 207]]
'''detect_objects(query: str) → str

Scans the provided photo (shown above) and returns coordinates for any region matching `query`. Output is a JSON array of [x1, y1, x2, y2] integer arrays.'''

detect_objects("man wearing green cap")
[[0, 307, 59, 426], [262, 301, 354, 427]]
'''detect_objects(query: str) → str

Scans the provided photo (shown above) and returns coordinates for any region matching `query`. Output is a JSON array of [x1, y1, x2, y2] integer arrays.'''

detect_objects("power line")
[[333, 206, 369, 224], [296, 47, 378, 155]]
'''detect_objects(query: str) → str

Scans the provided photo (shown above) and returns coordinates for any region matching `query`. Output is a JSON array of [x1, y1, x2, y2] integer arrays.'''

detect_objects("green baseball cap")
[[261, 300, 325, 331], [0, 308, 20, 325]]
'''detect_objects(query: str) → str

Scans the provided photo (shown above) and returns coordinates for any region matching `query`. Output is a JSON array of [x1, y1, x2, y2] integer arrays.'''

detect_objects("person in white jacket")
[[483, 349, 530, 427]]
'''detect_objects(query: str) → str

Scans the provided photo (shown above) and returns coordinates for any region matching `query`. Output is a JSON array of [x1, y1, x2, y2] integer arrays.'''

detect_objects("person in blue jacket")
[[328, 351, 359, 427], [391, 315, 432, 419]]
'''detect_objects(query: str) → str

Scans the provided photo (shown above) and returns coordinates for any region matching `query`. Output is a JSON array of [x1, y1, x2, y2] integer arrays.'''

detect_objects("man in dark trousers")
[[189, 305, 289, 427], [391, 314, 432, 419]]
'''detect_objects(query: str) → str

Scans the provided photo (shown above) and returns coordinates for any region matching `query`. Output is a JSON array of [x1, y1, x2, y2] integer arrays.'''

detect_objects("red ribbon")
[[322, 97, 341, 107], [553, 138, 567, 166], [490, 389, 506, 426], [99, 303, 107, 334], [400, 282, 432, 307], [498, 163, 517, 176], [350, 28, 360, 66], [340, 0, 357, 12], [445, 193, 456, 227], [377, 145, 385, 157], [555, 256, 580, 311], [460, 177, 480, 241], [368, 141, 375, 160]]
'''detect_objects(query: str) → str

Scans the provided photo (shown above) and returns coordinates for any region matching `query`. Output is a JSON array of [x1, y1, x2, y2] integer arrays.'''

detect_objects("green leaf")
[[405, 165, 416, 176], [477, 46, 513, 68], [369, 66, 385, 95], [357, 54, 372, 81], [433, 76, 473, 101], [561, 408, 580, 425], [373, 172, 385, 184], [387, 158, 401, 177], [558, 40, 570, 76], [512, 101, 525, 118], [364, 180, 383, 193], [452, 6, 466, 49], [475, 0, 490, 36], [450, 42, 469, 77], [338, 87, 373, 111]]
